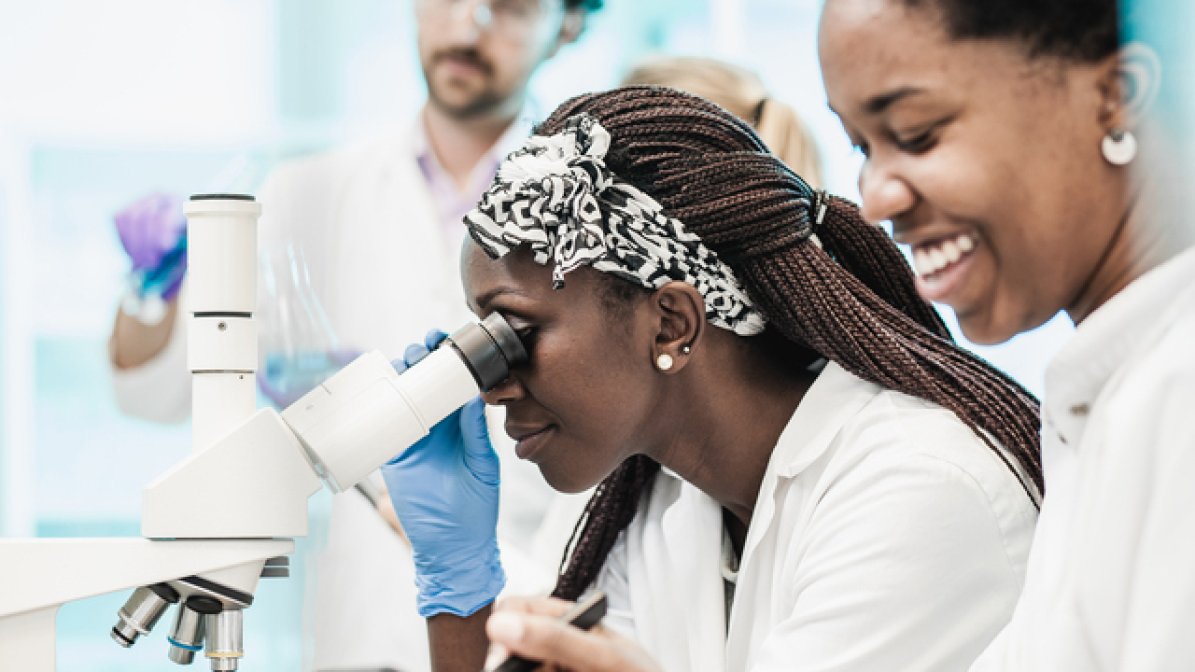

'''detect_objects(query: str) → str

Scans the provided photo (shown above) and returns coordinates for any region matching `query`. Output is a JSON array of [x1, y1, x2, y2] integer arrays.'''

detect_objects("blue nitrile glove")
[[381, 329, 504, 618], [113, 192, 188, 301]]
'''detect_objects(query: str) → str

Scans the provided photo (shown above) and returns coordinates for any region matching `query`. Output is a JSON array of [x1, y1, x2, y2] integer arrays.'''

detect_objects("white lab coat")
[[596, 361, 1038, 671], [972, 246, 1195, 671], [109, 119, 583, 670]]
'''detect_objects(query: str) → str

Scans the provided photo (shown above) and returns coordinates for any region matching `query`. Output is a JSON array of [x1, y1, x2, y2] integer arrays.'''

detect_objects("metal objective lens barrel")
[[168, 596, 220, 665], [110, 584, 179, 648], [205, 608, 244, 671]]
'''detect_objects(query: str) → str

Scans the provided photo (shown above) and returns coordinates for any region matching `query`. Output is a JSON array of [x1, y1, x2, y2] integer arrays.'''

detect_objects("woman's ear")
[[649, 281, 704, 373], [1098, 42, 1163, 130]]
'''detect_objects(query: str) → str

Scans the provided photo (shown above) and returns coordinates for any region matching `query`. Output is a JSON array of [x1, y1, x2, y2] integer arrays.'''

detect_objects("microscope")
[[0, 195, 526, 670]]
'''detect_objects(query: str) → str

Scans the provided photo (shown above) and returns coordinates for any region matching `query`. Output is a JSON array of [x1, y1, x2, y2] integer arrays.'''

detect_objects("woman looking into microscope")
[[382, 86, 1042, 671]]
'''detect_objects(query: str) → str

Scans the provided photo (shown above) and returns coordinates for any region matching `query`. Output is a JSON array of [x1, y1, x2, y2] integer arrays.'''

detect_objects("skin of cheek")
[[463, 246, 658, 494], [819, 0, 1122, 343], [942, 76, 1117, 342], [519, 298, 659, 494]]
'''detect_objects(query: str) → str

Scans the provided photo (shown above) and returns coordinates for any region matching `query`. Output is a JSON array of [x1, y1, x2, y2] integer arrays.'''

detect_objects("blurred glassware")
[[257, 241, 358, 408]]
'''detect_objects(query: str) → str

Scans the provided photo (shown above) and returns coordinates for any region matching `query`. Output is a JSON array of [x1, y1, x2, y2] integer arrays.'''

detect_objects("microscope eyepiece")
[[444, 312, 529, 391]]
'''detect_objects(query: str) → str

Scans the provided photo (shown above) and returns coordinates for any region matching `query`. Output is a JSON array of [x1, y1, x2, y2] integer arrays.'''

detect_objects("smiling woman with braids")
[[382, 86, 1042, 672]]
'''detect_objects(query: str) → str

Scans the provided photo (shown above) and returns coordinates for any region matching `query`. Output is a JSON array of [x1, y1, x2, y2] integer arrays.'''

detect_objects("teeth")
[[913, 248, 933, 276], [942, 240, 961, 263], [913, 232, 977, 277]]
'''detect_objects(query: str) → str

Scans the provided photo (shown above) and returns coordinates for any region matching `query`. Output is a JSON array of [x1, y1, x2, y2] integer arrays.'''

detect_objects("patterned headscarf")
[[464, 114, 766, 336]]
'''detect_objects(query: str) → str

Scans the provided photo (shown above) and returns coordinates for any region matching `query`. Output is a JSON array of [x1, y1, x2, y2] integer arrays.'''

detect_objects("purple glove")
[[114, 192, 188, 299]]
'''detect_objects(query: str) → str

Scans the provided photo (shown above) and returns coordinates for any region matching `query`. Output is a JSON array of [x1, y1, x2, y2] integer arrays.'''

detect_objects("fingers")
[[485, 613, 626, 672], [495, 595, 574, 618], [460, 397, 499, 485], [398, 328, 448, 371], [424, 328, 449, 350], [404, 342, 431, 368], [484, 595, 574, 670]]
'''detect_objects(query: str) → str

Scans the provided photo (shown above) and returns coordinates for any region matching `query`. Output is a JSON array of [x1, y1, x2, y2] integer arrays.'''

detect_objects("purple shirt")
[[412, 111, 535, 233]]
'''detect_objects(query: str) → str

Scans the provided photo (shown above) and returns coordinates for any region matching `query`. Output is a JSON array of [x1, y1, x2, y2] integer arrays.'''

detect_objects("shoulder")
[[1090, 298, 1195, 456], [841, 387, 1027, 494], [812, 387, 1037, 563], [262, 129, 413, 193], [1117, 299, 1195, 394]]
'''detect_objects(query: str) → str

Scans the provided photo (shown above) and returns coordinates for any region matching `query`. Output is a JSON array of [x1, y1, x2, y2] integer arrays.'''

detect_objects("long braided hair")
[[546, 86, 1042, 601]]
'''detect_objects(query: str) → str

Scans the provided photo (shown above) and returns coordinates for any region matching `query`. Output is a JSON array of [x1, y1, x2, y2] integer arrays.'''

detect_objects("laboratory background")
[[0, 0, 1084, 669]]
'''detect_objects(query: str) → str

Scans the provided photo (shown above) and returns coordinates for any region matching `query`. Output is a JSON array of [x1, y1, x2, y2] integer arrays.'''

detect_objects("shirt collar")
[[411, 106, 537, 188], [412, 106, 537, 230], [655, 361, 881, 485], [1043, 245, 1195, 443], [771, 361, 883, 479]]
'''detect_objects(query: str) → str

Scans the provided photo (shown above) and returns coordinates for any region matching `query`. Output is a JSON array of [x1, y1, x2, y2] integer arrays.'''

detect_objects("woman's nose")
[[858, 158, 916, 225], [481, 374, 525, 406]]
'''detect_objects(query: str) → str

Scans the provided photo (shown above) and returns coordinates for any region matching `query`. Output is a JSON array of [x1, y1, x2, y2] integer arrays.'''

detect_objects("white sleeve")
[[108, 288, 191, 424], [750, 450, 1027, 672]]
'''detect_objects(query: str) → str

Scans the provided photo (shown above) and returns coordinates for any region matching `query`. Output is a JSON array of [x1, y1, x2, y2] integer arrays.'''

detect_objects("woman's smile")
[[910, 231, 979, 303]]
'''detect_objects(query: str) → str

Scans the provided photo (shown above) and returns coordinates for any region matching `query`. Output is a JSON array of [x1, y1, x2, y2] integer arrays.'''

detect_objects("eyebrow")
[[473, 286, 528, 312], [863, 86, 926, 115]]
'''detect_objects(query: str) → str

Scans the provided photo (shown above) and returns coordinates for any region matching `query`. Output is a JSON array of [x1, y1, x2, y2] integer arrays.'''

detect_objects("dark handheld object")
[[489, 592, 608, 672]]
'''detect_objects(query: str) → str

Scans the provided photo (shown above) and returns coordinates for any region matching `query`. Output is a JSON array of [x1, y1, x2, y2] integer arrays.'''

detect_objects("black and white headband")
[[464, 114, 766, 336]]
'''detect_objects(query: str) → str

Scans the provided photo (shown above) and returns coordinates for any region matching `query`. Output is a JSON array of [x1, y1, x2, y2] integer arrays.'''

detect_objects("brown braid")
[[547, 86, 1043, 601]]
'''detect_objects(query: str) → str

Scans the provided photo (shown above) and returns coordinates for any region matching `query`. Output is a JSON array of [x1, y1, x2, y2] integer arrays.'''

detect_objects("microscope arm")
[[140, 345, 474, 540]]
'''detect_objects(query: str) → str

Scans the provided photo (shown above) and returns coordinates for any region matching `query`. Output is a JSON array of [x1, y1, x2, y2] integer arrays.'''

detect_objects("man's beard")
[[424, 47, 508, 120]]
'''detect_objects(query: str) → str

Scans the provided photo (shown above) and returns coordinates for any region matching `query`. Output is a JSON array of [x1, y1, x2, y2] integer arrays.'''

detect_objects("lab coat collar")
[[1043, 246, 1195, 447], [773, 361, 882, 479], [636, 363, 883, 672], [739, 362, 882, 571]]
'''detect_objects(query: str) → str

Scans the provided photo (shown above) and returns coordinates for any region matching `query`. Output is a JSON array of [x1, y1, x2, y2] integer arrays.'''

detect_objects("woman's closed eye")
[[894, 129, 937, 153], [892, 117, 951, 154], [511, 324, 538, 350]]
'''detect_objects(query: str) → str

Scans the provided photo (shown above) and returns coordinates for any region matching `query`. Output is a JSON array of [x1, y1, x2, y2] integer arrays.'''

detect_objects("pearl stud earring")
[[656, 353, 674, 371], [1101, 128, 1138, 166]]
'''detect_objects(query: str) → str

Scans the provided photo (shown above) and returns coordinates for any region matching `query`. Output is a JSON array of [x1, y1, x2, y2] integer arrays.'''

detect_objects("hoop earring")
[[1102, 128, 1138, 166], [655, 353, 674, 371]]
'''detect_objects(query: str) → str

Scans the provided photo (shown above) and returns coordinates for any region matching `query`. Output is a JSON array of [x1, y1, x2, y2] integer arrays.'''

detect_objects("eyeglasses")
[[418, 0, 558, 37]]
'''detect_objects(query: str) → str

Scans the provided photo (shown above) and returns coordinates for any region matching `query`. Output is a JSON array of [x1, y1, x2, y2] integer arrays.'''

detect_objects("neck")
[[421, 102, 520, 188], [1068, 170, 1194, 323], [647, 341, 816, 530]]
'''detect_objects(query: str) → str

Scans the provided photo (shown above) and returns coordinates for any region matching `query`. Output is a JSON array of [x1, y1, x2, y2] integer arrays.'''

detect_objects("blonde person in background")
[[622, 55, 824, 187]]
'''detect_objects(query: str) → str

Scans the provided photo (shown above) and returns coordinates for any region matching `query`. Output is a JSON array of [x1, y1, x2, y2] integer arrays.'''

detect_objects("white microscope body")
[[0, 195, 526, 669]]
